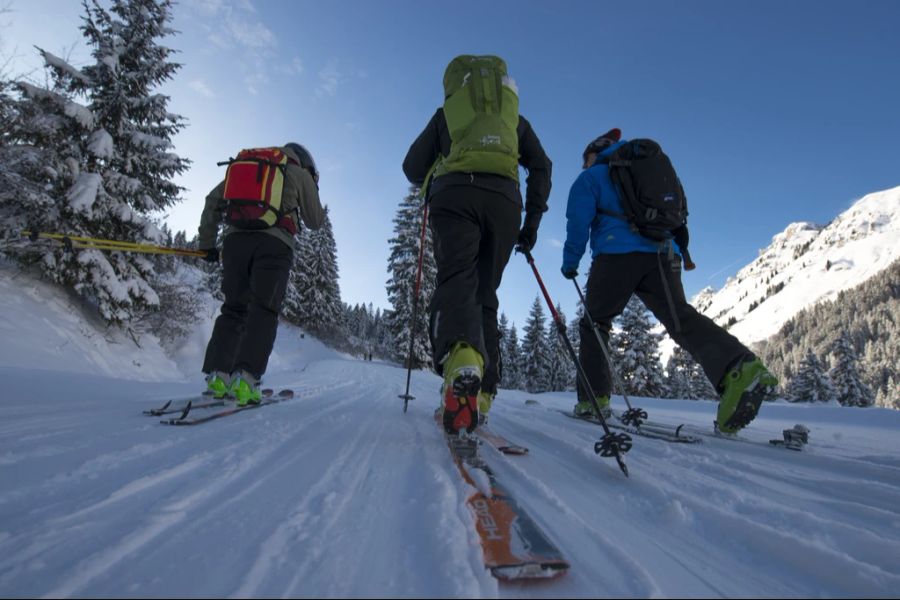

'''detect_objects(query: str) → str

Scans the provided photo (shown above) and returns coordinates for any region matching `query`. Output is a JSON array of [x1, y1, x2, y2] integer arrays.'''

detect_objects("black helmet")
[[285, 142, 319, 182]]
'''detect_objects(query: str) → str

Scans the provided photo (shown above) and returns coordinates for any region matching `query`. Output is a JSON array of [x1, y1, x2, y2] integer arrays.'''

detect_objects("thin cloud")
[[278, 57, 304, 77], [189, 79, 215, 98], [547, 238, 564, 249], [317, 60, 342, 98], [225, 19, 276, 49]]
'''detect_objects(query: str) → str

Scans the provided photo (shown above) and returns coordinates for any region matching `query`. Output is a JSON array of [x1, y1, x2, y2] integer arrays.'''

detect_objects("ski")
[[160, 389, 294, 426], [476, 426, 529, 455], [143, 389, 276, 416], [436, 415, 568, 581], [557, 409, 702, 444], [614, 413, 809, 452]]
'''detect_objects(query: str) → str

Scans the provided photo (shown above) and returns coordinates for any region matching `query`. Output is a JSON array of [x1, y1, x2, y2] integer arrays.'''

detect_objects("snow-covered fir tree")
[[284, 208, 343, 340], [385, 186, 435, 369], [664, 347, 694, 399], [341, 302, 392, 361], [521, 296, 550, 394], [788, 349, 837, 402], [829, 331, 875, 407], [568, 297, 585, 389], [610, 296, 665, 397], [1, 0, 189, 324], [689, 359, 719, 400], [664, 346, 718, 400], [545, 303, 575, 392], [501, 318, 524, 391]]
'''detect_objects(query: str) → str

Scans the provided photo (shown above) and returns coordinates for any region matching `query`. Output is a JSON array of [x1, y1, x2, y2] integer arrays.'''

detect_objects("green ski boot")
[[440, 342, 484, 434], [574, 395, 611, 420], [205, 371, 231, 399], [716, 356, 779, 434], [230, 370, 262, 407]]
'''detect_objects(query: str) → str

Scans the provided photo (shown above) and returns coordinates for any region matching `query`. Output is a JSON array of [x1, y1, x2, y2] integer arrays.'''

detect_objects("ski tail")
[[435, 413, 568, 580]]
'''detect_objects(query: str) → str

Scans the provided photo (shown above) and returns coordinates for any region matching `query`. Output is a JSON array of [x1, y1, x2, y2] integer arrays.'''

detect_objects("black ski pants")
[[203, 232, 292, 379], [428, 185, 521, 394], [578, 252, 750, 402]]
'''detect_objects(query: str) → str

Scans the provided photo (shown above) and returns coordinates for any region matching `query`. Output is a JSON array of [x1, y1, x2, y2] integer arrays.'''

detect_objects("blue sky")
[[5, 0, 900, 331]]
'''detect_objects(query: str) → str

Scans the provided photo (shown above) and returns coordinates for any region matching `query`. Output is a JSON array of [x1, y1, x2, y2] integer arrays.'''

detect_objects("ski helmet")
[[285, 142, 319, 183]]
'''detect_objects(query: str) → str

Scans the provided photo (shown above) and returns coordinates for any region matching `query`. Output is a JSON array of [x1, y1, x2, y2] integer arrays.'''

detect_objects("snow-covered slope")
[[695, 185, 900, 343], [0, 261, 335, 384], [2, 255, 900, 597]]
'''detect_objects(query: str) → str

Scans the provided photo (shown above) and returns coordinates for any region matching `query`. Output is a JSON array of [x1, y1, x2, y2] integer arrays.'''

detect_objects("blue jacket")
[[562, 140, 681, 274]]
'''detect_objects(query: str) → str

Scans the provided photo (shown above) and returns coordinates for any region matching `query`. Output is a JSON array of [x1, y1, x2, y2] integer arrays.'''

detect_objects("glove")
[[561, 266, 578, 280], [517, 227, 537, 252], [517, 211, 542, 252], [201, 247, 219, 263]]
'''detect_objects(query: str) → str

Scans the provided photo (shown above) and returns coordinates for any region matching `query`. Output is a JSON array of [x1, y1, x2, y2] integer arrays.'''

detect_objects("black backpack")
[[601, 139, 687, 242]]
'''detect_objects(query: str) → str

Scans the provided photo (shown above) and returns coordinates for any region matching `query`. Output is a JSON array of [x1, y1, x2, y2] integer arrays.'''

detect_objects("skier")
[[403, 55, 552, 434], [561, 128, 777, 433], [198, 143, 325, 405]]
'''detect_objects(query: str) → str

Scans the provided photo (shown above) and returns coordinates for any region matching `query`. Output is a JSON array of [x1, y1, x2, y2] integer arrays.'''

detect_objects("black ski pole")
[[399, 200, 430, 413], [518, 247, 631, 477], [572, 279, 648, 428]]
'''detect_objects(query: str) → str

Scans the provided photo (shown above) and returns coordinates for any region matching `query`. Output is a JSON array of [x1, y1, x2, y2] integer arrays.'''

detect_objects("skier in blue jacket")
[[562, 128, 777, 434]]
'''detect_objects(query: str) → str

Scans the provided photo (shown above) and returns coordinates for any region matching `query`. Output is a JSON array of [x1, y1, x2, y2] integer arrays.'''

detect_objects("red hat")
[[584, 128, 622, 157]]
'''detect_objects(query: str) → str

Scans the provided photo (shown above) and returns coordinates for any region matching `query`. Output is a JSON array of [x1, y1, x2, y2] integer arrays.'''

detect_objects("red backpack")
[[217, 147, 298, 234]]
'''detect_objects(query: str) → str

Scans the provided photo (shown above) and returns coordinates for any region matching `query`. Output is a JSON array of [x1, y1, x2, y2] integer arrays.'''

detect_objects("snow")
[[88, 129, 114, 159], [62, 100, 95, 129], [1, 270, 900, 597], [66, 173, 102, 216], [695, 185, 900, 343], [39, 50, 91, 84]]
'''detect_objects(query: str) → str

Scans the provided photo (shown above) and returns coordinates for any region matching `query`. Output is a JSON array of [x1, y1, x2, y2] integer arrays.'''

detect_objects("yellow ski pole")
[[21, 231, 207, 258]]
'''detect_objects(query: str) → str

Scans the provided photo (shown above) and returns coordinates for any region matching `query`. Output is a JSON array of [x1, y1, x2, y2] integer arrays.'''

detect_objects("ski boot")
[[230, 370, 262, 407], [477, 390, 495, 427], [205, 371, 231, 399], [574, 395, 612, 421], [440, 342, 484, 435], [716, 355, 778, 434]]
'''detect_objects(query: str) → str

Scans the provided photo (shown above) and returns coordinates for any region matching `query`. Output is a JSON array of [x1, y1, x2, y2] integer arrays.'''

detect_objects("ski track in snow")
[[1, 352, 900, 598]]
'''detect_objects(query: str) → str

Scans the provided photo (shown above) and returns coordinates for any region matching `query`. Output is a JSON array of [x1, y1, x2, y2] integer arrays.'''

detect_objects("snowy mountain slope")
[[694, 185, 900, 343], [1, 348, 899, 597], [0, 261, 336, 384]]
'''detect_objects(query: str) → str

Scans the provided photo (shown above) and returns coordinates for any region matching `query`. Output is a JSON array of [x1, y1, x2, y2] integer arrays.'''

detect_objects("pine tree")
[[522, 296, 550, 394], [568, 296, 585, 383], [385, 187, 435, 369], [284, 209, 343, 340], [545, 303, 575, 391], [611, 296, 666, 397], [689, 361, 719, 400], [829, 331, 875, 407], [665, 347, 695, 399], [502, 320, 524, 390], [1, 0, 189, 324], [788, 349, 836, 402]]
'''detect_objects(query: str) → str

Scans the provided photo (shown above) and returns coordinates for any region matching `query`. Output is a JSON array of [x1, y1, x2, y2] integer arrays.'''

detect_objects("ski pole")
[[398, 200, 430, 413], [517, 246, 631, 477], [22, 231, 206, 258], [572, 279, 648, 428]]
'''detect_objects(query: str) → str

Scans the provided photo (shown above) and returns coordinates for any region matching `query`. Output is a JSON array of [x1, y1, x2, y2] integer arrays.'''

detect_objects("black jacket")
[[402, 108, 552, 221]]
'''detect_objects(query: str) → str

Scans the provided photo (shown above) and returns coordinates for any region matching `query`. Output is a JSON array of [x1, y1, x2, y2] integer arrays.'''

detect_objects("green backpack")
[[432, 55, 520, 182]]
